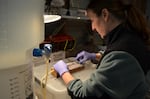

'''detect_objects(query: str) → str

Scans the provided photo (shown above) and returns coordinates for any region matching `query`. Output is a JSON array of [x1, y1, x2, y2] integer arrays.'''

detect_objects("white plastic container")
[[0, 0, 44, 99], [0, 0, 44, 69]]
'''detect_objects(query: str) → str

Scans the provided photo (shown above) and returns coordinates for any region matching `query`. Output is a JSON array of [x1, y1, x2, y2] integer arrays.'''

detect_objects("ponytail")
[[125, 4, 150, 43]]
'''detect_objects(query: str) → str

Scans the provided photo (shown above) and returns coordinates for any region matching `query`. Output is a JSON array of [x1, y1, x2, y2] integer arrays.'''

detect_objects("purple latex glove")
[[75, 51, 96, 64], [53, 60, 69, 76]]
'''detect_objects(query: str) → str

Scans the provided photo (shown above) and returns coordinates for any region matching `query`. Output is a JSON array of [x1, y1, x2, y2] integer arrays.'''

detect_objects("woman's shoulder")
[[102, 51, 136, 60], [100, 51, 141, 70]]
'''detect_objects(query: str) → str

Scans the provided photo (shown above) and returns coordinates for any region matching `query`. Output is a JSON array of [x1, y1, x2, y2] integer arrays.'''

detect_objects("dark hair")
[[87, 0, 150, 43]]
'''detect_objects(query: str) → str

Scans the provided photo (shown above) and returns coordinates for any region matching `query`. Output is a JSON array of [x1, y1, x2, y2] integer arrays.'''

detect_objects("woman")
[[53, 0, 150, 99]]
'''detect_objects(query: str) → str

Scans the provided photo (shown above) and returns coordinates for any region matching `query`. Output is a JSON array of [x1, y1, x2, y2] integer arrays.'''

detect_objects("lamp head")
[[44, 15, 61, 23]]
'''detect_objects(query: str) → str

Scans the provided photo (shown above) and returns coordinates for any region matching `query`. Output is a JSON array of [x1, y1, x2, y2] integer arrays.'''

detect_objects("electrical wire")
[[64, 40, 69, 51], [63, 39, 76, 51], [69, 39, 76, 51]]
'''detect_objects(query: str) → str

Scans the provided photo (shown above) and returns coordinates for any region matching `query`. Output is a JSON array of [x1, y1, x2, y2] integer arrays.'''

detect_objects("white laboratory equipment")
[[0, 0, 44, 99], [33, 57, 96, 99]]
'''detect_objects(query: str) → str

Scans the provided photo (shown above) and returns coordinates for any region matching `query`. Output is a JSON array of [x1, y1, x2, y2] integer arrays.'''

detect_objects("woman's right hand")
[[75, 51, 96, 64]]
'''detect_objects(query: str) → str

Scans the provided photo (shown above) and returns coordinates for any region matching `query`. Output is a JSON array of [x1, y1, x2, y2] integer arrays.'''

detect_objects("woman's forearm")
[[61, 72, 75, 85]]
